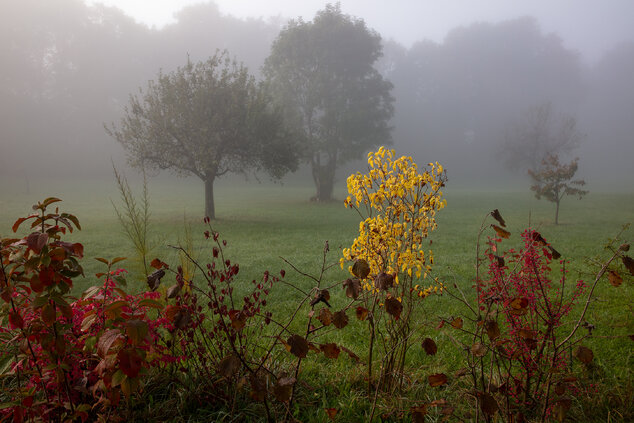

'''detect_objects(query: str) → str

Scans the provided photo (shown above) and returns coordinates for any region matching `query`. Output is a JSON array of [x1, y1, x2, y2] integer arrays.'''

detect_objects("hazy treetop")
[[85, 0, 634, 64]]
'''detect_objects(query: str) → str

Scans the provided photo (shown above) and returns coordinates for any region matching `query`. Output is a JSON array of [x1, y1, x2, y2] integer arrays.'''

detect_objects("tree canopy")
[[106, 51, 298, 219], [501, 103, 584, 174], [529, 154, 588, 224], [263, 4, 394, 201]]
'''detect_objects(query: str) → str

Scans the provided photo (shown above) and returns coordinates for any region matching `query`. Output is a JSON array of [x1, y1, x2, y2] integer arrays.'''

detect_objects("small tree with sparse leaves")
[[528, 153, 588, 224]]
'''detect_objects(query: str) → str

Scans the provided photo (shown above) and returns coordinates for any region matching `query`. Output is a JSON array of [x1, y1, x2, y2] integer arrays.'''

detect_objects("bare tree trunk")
[[311, 154, 337, 202], [554, 199, 560, 225], [204, 175, 215, 220]]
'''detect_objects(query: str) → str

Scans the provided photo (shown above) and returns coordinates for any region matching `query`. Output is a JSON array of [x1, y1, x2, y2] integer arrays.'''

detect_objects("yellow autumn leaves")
[[341, 147, 447, 298]]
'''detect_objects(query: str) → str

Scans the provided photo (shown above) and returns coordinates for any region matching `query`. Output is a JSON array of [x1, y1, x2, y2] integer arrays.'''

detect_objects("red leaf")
[[9, 311, 24, 329], [118, 348, 143, 378], [26, 232, 48, 254], [325, 408, 339, 420], [41, 303, 56, 326], [150, 258, 168, 269], [12, 215, 37, 233]]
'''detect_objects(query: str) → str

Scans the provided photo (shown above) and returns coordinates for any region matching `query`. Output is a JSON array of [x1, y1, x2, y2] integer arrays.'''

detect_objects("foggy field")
[[3, 1, 634, 420], [1, 176, 633, 420], [1, 177, 632, 294]]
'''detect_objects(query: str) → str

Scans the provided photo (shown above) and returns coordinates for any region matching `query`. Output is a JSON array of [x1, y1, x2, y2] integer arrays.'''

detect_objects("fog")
[[1, 0, 633, 192]]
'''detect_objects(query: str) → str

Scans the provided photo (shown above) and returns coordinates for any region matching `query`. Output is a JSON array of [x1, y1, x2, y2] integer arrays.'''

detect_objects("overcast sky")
[[86, 0, 634, 63]]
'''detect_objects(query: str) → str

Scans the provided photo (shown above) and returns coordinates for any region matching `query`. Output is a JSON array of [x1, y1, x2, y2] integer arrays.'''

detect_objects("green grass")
[[1, 176, 632, 421]]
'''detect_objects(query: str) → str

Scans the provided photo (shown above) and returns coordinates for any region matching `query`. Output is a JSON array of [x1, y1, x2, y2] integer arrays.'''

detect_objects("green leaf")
[[111, 369, 126, 388], [113, 275, 127, 287]]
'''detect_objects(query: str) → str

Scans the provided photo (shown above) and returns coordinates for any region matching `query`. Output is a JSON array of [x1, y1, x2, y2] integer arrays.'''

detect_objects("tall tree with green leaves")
[[263, 4, 394, 201], [529, 154, 588, 224], [107, 51, 298, 219]]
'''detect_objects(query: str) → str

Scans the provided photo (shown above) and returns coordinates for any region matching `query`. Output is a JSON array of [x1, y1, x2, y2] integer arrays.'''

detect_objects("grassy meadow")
[[1, 175, 632, 421]]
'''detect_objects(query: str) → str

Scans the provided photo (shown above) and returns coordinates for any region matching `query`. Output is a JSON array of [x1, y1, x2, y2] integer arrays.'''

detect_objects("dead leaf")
[[374, 272, 394, 290], [352, 259, 370, 279], [320, 343, 341, 359], [310, 289, 331, 307], [410, 405, 428, 423], [288, 335, 308, 358], [479, 392, 498, 416], [166, 284, 181, 298], [218, 355, 241, 379], [470, 343, 487, 357], [485, 320, 500, 340], [621, 256, 634, 276], [272, 377, 295, 402], [343, 278, 361, 299], [385, 297, 403, 320], [355, 306, 369, 321], [333, 310, 349, 329], [531, 231, 548, 246], [173, 310, 191, 330], [421, 338, 437, 355], [318, 308, 333, 326], [548, 246, 562, 260], [554, 398, 572, 422], [150, 258, 168, 269], [491, 225, 510, 239], [229, 309, 247, 331], [574, 346, 593, 364], [491, 209, 506, 227], [608, 270, 623, 287], [450, 317, 463, 330], [249, 374, 267, 402], [146, 269, 165, 291], [428, 373, 448, 387], [324, 408, 339, 420], [340, 346, 360, 363]]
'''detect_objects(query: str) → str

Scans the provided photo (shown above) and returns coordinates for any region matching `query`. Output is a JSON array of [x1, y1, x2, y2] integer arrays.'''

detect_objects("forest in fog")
[[1, 0, 633, 190]]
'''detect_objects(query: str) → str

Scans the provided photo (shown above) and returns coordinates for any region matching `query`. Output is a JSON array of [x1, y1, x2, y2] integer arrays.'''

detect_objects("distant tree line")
[[2, 0, 633, 192]]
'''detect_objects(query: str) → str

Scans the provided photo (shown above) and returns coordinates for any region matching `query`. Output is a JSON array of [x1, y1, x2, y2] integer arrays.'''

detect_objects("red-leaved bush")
[[0, 199, 174, 422]]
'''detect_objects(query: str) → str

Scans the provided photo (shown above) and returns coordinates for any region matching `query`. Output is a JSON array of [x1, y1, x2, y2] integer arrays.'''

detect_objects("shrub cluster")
[[1, 149, 631, 422]]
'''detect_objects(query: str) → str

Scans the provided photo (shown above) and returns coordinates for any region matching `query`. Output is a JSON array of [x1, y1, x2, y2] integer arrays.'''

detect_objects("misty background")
[[1, 0, 633, 192]]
